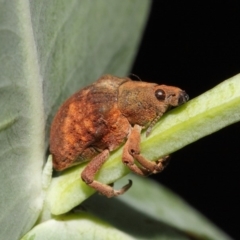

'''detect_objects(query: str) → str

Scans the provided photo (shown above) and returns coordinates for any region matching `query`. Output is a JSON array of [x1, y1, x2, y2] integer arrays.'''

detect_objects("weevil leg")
[[81, 149, 132, 198], [122, 129, 150, 176], [123, 124, 170, 175]]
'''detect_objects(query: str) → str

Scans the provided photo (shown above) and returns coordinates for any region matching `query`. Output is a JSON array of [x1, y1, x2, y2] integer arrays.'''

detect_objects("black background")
[[132, 1, 240, 239]]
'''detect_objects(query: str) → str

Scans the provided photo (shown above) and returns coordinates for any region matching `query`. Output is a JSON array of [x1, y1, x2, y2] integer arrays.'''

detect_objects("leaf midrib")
[[18, 1, 45, 163]]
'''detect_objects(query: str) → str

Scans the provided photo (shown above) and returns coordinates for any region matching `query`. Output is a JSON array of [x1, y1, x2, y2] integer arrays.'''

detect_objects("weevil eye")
[[155, 89, 166, 101]]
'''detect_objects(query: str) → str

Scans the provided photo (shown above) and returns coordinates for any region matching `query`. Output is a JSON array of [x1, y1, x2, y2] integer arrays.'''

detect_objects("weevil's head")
[[153, 84, 189, 107], [118, 81, 189, 134]]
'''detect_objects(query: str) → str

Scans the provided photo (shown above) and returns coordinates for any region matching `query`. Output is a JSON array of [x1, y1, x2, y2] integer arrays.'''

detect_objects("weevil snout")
[[178, 91, 189, 105]]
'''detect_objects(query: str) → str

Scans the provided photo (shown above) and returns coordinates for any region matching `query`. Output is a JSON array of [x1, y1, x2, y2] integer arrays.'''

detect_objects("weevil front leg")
[[122, 124, 170, 175], [81, 149, 132, 198]]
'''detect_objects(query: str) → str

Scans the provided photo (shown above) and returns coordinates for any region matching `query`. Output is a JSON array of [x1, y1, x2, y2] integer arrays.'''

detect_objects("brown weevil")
[[50, 75, 189, 197]]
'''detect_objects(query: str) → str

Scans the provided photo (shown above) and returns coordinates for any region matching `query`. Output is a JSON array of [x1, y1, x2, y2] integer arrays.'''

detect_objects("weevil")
[[50, 75, 189, 197]]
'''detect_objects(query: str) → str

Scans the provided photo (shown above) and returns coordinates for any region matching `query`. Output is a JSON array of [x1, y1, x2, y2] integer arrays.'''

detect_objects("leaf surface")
[[0, 1, 150, 239], [22, 213, 134, 240]]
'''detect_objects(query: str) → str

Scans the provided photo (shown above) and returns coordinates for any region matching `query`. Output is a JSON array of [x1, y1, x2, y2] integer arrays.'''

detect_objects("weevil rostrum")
[[50, 75, 189, 197]]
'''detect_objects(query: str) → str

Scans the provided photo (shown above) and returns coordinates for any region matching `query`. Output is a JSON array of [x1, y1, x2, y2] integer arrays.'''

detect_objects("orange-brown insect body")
[[50, 75, 188, 197], [51, 75, 130, 170]]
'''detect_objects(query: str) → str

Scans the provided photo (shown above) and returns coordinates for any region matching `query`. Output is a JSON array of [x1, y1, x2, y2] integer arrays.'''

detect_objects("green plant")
[[0, 1, 238, 239]]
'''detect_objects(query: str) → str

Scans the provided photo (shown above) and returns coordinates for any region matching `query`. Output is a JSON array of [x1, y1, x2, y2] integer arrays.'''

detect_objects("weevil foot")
[[87, 179, 132, 198]]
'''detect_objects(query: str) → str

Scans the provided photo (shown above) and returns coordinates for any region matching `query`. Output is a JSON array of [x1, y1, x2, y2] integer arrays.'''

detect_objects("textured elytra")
[[50, 75, 130, 171]]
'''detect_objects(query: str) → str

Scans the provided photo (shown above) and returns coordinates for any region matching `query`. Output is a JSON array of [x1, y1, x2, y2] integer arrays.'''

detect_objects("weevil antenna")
[[130, 73, 142, 81], [146, 113, 164, 137]]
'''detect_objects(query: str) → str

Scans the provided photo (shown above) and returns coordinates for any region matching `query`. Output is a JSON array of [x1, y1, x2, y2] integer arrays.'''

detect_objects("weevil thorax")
[[118, 81, 188, 130]]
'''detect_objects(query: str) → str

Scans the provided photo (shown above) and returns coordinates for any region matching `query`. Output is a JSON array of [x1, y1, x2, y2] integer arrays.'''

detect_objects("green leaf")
[[114, 175, 231, 240], [41, 176, 231, 240], [21, 213, 134, 240], [0, 1, 150, 239], [46, 74, 240, 215]]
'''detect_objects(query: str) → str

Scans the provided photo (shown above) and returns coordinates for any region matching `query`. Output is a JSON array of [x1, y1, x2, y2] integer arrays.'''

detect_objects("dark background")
[[132, 1, 240, 239]]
